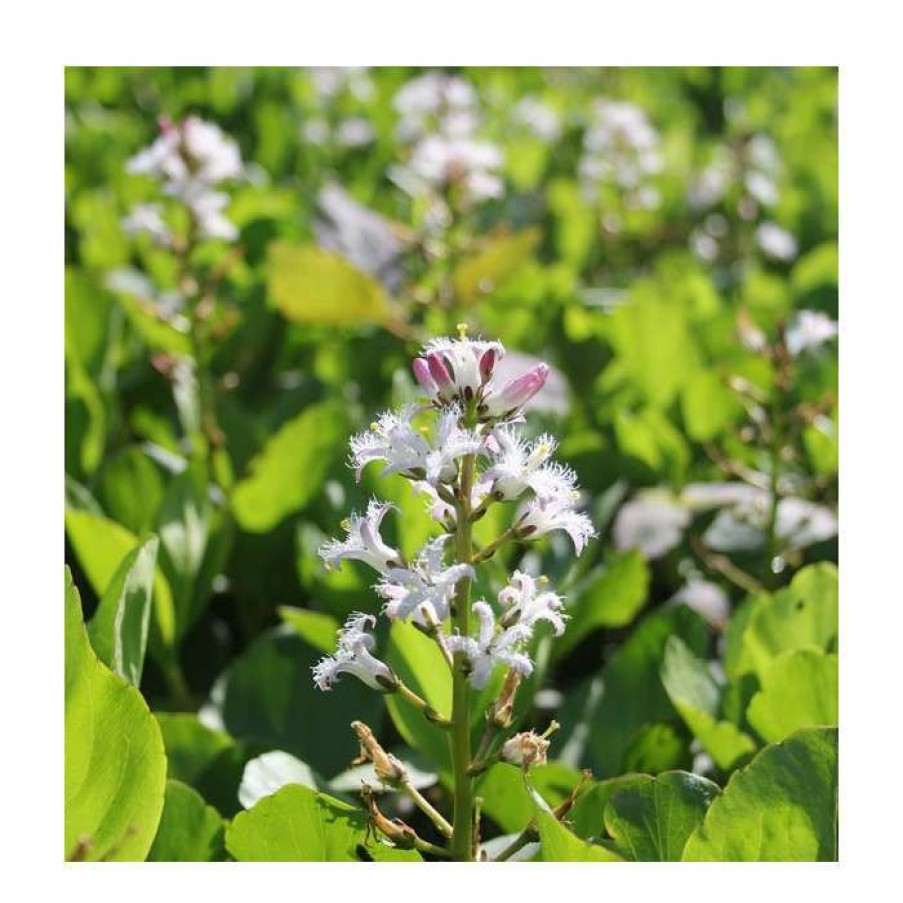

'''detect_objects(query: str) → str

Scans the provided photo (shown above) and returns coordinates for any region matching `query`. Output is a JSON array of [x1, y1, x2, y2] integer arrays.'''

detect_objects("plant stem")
[[399, 780, 454, 839], [450, 450, 476, 861]]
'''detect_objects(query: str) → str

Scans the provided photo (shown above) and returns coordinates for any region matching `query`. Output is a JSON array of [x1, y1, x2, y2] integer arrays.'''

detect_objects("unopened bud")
[[501, 731, 550, 770]]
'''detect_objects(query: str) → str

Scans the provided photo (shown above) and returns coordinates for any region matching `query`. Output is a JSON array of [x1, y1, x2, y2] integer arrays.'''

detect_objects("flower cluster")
[[313, 334, 594, 694], [124, 115, 243, 245], [391, 73, 504, 208], [578, 99, 662, 211]]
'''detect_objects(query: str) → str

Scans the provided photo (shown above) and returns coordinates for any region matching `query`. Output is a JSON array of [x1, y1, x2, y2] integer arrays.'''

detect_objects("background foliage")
[[64, 66, 838, 861]]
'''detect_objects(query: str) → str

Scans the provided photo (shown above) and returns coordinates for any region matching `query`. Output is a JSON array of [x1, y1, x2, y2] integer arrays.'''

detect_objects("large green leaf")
[[531, 787, 622, 862], [385, 620, 453, 772], [65, 568, 166, 861], [65, 508, 176, 656], [147, 781, 226, 862], [99, 445, 167, 535], [278, 606, 340, 654], [683, 727, 838, 861], [726, 563, 838, 679], [602, 772, 721, 861], [267, 241, 390, 326], [206, 626, 382, 778], [231, 402, 347, 533], [476, 762, 583, 835], [661, 636, 758, 771], [746, 649, 838, 744], [581, 606, 710, 777], [555, 550, 649, 658], [226, 784, 421, 861], [87, 536, 157, 686]]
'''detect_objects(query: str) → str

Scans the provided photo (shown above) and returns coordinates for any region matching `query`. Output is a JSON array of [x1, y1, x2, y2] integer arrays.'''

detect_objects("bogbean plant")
[[313, 330, 593, 861]]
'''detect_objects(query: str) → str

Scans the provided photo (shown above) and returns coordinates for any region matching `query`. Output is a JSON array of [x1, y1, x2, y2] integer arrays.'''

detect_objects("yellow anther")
[[456, 322, 469, 339], [538, 575, 549, 586], [340, 518, 352, 531], [369, 422, 379, 432]]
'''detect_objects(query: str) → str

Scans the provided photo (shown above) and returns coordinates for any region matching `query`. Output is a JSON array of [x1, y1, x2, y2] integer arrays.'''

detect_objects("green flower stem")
[[450, 449, 477, 861], [399, 779, 454, 839], [396, 682, 452, 728]]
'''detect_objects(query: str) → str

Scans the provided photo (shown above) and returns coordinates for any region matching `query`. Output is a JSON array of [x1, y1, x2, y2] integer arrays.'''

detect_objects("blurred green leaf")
[[556, 551, 649, 658], [683, 727, 838, 861], [65, 568, 166, 861], [278, 606, 340, 654], [87, 535, 157, 686], [232, 401, 347, 533], [267, 242, 390, 326], [681, 370, 742, 442], [147, 780, 225, 862], [661, 636, 758, 772], [452, 228, 540, 303]]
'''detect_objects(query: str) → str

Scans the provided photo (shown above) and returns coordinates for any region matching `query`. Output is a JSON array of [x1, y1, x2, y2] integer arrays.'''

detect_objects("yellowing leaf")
[[267, 241, 389, 326], [452, 228, 540, 303]]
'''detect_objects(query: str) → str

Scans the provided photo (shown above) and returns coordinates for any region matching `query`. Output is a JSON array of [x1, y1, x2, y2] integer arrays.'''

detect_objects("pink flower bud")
[[479, 347, 497, 382], [426, 352, 454, 391], [491, 363, 550, 414], [412, 357, 437, 394]]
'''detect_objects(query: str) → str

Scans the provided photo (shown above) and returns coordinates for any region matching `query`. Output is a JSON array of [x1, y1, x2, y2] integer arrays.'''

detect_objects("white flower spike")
[[318, 500, 402, 575]]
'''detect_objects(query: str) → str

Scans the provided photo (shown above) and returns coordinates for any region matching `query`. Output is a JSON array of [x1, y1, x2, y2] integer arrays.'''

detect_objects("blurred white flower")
[[756, 221, 798, 261], [406, 134, 504, 203], [670, 579, 730, 628], [121, 202, 171, 246], [613, 493, 691, 560], [785, 309, 838, 357], [514, 97, 561, 142], [189, 190, 239, 241], [394, 73, 479, 141], [309, 66, 374, 102], [579, 99, 662, 207], [335, 117, 375, 148], [301, 117, 331, 146]]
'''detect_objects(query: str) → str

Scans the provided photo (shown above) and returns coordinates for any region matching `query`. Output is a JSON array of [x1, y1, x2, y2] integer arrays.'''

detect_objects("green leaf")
[[451, 228, 540, 303], [583, 606, 710, 777], [65, 508, 176, 657], [385, 620, 452, 772], [226, 784, 421, 861], [746, 650, 838, 743], [603, 772, 721, 861], [555, 551, 649, 658], [267, 241, 390, 326], [681, 370, 741, 442], [532, 787, 622, 862], [147, 781, 225, 862], [727, 563, 838, 679], [477, 762, 583, 835], [155, 713, 252, 818], [661, 636, 758, 771], [278, 606, 340, 654], [119, 292, 193, 355], [207, 626, 382, 778], [683, 727, 838, 861], [87, 536, 158, 686], [231, 402, 347, 533], [98, 445, 167, 535], [65, 568, 166, 861]]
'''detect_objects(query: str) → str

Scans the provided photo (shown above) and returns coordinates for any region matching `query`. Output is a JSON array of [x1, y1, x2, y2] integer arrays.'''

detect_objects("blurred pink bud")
[[493, 363, 550, 412], [158, 115, 176, 136], [479, 347, 497, 381], [426, 352, 454, 390], [412, 357, 437, 394]]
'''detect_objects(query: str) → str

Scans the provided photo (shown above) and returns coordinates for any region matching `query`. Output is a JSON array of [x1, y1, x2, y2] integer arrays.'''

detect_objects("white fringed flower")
[[312, 613, 396, 692], [318, 500, 402, 575], [498, 570, 567, 635], [484, 427, 558, 500], [349, 405, 481, 486], [518, 496, 595, 555], [121, 202, 172, 245], [446, 601, 533, 689], [377, 538, 474, 624]]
